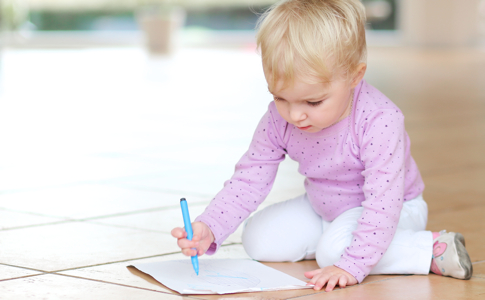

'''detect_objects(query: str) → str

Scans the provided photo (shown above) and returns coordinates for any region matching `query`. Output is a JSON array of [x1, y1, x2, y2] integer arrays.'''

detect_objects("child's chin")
[[303, 127, 323, 133]]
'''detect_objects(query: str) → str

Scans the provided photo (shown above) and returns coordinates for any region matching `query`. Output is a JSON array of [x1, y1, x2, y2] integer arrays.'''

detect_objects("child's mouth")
[[298, 125, 312, 130]]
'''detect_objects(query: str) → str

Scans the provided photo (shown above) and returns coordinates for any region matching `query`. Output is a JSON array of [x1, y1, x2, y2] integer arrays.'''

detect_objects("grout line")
[[50, 243, 242, 273], [78, 206, 182, 221], [428, 202, 485, 215], [0, 217, 170, 233], [290, 270, 485, 299], [0, 262, 50, 273], [51, 252, 183, 273], [0, 273, 47, 283], [1, 201, 211, 233], [49, 265, 234, 299], [50, 272, 183, 296], [0, 207, 68, 220], [86, 221, 171, 234], [104, 183, 215, 199], [77, 201, 210, 222], [287, 275, 410, 299], [3, 252, 179, 276], [0, 170, 214, 198], [421, 162, 485, 180], [59, 272, 212, 299], [430, 203, 485, 213], [0, 173, 167, 196], [0, 220, 76, 232]]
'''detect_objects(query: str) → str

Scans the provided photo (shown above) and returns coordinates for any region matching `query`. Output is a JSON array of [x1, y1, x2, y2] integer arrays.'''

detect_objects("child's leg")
[[314, 206, 364, 267], [315, 195, 432, 275], [372, 196, 471, 279], [242, 194, 323, 262], [370, 195, 432, 275], [369, 228, 432, 275]]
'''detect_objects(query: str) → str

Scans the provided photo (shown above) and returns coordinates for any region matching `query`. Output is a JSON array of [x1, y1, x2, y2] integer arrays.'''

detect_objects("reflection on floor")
[[0, 45, 484, 299]]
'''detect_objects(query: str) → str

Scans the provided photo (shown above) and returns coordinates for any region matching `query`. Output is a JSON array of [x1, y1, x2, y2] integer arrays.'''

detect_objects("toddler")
[[172, 0, 473, 291]]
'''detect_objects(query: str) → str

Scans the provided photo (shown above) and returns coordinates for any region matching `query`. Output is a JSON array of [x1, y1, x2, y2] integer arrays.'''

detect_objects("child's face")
[[267, 76, 355, 133]]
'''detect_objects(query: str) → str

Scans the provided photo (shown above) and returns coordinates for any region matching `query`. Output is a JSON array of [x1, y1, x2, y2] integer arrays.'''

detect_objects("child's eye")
[[307, 101, 323, 107]]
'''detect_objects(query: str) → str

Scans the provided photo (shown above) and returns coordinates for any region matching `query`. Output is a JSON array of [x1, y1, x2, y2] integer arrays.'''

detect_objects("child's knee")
[[242, 224, 282, 261], [242, 216, 305, 262], [241, 195, 323, 262], [315, 235, 349, 267], [242, 213, 321, 262], [241, 217, 271, 260], [242, 232, 315, 262]]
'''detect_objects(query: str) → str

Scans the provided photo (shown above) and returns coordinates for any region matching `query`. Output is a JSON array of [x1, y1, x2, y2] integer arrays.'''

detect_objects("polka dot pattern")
[[195, 80, 424, 283]]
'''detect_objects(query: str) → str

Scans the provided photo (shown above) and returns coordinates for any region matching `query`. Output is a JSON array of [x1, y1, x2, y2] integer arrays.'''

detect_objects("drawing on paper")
[[193, 268, 260, 288], [181, 260, 261, 288]]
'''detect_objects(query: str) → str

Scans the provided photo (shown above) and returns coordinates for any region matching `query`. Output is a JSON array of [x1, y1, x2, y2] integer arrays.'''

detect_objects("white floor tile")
[[0, 209, 65, 230], [0, 222, 179, 272], [91, 204, 244, 244], [0, 274, 183, 300], [0, 184, 204, 219], [92, 203, 209, 233], [0, 156, 167, 193]]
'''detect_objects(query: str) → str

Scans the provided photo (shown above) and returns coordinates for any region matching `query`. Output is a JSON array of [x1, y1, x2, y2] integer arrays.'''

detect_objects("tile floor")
[[0, 44, 484, 299]]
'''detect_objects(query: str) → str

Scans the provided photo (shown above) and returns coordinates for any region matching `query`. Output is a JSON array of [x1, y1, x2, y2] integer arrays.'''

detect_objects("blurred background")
[[0, 0, 481, 49], [0, 1, 483, 213], [0, 0, 401, 51], [0, 0, 484, 217]]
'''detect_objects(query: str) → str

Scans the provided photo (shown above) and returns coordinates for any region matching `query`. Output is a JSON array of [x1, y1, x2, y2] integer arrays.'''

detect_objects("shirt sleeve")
[[195, 103, 288, 254], [334, 108, 407, 283]]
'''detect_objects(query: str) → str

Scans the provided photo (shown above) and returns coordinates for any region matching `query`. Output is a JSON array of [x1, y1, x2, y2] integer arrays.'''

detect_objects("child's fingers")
[[325, 275, 341, 292], [177, 238, 199, 249], [338, 276, 348, 289], [312, 274, 330, 291], [304, 269, 322, 279], [171, 227, 187, 238], [181, 248, 198, 257], [173, 222, 213, 258]]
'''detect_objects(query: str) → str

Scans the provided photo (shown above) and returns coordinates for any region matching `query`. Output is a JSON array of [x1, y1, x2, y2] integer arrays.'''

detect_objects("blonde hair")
[[256, 0, 367, 90]]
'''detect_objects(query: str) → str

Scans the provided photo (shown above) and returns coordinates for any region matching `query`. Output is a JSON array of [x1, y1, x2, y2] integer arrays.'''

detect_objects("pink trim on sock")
[[432, 232, 440, 240], [430, 259, 442, 275]]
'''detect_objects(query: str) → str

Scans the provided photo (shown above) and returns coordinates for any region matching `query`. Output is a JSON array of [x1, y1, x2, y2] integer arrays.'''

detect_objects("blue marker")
[[180, 198, 199, 275]]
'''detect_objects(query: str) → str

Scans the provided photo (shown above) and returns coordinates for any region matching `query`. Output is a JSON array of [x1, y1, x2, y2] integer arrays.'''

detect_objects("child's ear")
[[351, 63, 367, 88]]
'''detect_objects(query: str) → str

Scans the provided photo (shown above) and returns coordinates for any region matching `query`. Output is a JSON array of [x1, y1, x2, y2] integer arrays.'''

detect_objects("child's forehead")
[[267, 76, 334, 95], [264, 68, 342, 93]]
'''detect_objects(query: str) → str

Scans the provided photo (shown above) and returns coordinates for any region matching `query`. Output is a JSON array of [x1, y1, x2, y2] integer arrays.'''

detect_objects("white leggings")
[[242, 194, 433, 275]]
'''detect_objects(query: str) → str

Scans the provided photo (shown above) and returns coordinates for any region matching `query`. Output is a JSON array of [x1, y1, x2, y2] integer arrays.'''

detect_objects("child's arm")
[[194, 103, 288, 254], [333, 107, 410, 283]]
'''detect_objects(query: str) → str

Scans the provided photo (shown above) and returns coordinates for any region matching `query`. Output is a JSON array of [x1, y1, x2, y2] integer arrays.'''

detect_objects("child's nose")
[[290, 109, 307, 123]]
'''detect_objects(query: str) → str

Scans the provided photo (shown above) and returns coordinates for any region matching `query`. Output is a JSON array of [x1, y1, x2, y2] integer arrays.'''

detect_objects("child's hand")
[[171, 221, 215, 257], [304, 265, 358, 292]]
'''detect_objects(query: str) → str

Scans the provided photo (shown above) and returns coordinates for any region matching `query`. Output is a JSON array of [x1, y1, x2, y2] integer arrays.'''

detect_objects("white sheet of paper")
[[130, 259, 312, 294]]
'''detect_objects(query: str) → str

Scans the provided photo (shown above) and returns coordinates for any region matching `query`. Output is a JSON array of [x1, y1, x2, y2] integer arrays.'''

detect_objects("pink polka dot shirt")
[[195, 80, 425, 283]]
